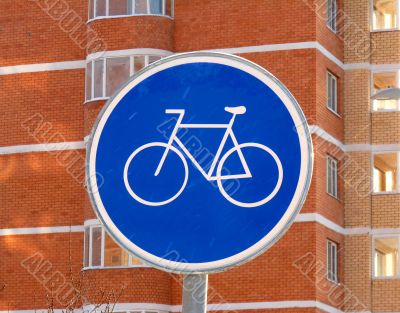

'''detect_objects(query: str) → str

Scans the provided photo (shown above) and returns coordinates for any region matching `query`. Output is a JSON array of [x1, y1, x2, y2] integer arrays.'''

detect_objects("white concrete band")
[[1, 214, 397, 237], [0, 126, 395, 157], [2, 43, 400, 76], [0, 60, 85, 75], [0, 141, 85, 155], [0, 225, 84, 236], [86, 48, 173, 62], [3, 300, 390, 313]]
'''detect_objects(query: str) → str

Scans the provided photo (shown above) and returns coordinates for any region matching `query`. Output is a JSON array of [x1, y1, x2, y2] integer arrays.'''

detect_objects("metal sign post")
[[182, 274, 208, 313]]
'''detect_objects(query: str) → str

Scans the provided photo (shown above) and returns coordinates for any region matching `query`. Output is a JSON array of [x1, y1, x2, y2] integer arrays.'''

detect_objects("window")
[[372, 71, 400, 111], [89, 0, 173, 20], [84, 224, 146, 268], [373, 152, 399, 193], [93, 59, 104, 99], [109, 0, 131, 16], [86, 54, 163, 101], [106, 57, 130, 96], [327, 72, 338, 114], [374, 236, 400, 278], [85, 61, 92, 100], [327, 156, 338, 198], [327, 240, 338, 283], [372, 0, 399, 30], [327, 0, 337, 32]]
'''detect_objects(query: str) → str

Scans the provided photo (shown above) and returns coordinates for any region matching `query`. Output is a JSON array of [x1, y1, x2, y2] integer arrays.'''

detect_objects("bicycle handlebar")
[[165, 109, 185, 114]]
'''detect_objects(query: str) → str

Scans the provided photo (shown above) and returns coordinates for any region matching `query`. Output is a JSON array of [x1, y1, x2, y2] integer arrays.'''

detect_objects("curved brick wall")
[[84, 100, 106, 137], [87, 16, 173, 55], [83, 14, 174, 308]]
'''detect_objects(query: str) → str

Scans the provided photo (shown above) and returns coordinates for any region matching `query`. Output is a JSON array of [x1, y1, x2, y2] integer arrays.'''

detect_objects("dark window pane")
[[106, 57, 130, 96], [149, 0, 162, 14], [134, 56, 146, 73], [91, 227, 102, 266], [94, 60, 104, 98], [89, 0, 95, 19], [84, 228, 90, 267], [104, 233, 129, 266], [135, 0, 148, 14], [109, 0, 130, 15], [96, 0, 106, 16], [148, 55, 161, 64], [86, 62, 92, 100]]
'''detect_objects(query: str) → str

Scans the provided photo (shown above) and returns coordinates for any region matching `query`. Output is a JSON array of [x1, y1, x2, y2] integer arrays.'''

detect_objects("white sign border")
[[86, 52, 314, 274]]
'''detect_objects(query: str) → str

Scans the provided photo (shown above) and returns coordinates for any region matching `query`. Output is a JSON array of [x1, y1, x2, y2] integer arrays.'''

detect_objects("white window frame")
[[327, 155, 338, 198], [372, 234, 400, 279], [371, 70, 400, 112], [371, 151, 400, 195], [84, 223, 149, 269], [326, 71, 339, 115], [326, 0, 337, 32], [88, 0, 174, 21], [371, 0, 400, 31], [85, 54, 163, 102], [327, 240, 338, 283]]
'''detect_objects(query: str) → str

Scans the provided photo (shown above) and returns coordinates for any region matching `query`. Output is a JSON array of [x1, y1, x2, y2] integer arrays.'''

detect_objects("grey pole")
[[182, 274, 208, 313]]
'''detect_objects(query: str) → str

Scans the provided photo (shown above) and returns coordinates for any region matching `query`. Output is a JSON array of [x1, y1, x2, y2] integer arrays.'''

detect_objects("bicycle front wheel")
[[123, 142, 189, 206]]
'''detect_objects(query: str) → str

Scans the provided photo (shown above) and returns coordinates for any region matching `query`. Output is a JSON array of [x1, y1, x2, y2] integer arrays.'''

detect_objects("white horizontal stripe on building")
[[86, 48, 173, 62], [309, 125, 400, 153], [207, 41, 343, 68], [2, 44, 400, 76], [0, 141, 85, 155], [0, 60, 85, 75], [9, 301, 400, 313], [2, 42, 341, 75], [0, 300, 368, 313], [1, 214, 398, 237], [344, 63, 400, 71], [296, 213, 345, 234], [0, 225, 84, 236], [1, 125, 398, 157], [309, 125, 344, 150], [345, 143, 400, 153]]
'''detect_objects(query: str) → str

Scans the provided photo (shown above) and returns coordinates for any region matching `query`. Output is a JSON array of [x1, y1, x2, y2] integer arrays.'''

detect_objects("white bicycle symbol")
[[123, 106, 283, 208]]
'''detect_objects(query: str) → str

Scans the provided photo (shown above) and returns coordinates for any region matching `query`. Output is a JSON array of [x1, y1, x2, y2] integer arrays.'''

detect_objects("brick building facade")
[[0, 0, 399, 313]]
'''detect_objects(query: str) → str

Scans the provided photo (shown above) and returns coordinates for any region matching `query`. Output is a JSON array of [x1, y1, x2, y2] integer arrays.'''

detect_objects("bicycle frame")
[[155, 110, 252, 181]]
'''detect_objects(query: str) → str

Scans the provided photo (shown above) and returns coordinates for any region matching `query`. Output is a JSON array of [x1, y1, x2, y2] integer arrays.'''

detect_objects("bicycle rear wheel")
[[216, 143, 283, 208]]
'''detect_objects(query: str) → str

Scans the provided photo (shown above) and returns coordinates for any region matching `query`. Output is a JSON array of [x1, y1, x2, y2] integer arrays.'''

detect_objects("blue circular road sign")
[[87, 52, 313, 274]]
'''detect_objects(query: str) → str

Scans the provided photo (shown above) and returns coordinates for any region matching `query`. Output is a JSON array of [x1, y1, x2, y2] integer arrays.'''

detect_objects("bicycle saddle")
[[224, 106, 247, 115]]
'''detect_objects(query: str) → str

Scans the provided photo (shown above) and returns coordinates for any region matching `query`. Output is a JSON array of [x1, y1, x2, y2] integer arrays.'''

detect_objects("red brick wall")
[[315, 224, 344, 310], [316, 52, 344, 141], [0, 0, 87, 66], [0, 152, 86, 229], [0, 70, 85, 146], [87, 16, 173, 54], [174, 0, 317, 52], [84, 100, 105, 137], [0, 233, 173, 310], [314, 0, 344, 60], [0, 233, 84, 310], [308, 137, 344, 226]]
